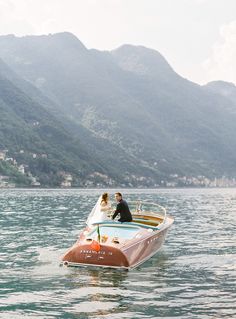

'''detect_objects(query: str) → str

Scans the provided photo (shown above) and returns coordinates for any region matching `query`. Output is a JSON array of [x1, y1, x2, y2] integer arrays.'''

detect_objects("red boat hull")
[[62, 243, 129, 268], [62, 222, 172, 269]]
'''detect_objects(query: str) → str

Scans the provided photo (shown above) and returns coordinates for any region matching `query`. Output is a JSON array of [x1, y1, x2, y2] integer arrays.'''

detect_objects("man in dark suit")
[[112, 192, 132, 222]]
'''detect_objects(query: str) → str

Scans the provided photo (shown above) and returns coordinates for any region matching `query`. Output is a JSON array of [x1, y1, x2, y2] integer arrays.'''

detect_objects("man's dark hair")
[[115, 192, 122, 197]]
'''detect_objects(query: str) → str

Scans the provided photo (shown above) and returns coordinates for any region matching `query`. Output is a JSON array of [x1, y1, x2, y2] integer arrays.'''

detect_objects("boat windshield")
[[128, 201, 166, 220]]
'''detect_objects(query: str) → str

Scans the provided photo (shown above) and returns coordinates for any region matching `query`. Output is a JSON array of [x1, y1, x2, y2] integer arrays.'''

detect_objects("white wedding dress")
[[86, 196, 111, 226]]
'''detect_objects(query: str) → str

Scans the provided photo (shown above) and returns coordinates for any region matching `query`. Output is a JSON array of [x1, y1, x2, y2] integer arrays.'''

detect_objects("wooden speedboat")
[[61, 200, 174, 270]]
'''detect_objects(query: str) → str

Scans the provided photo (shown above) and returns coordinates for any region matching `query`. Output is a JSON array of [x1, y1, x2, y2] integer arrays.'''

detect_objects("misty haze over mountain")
[[1, 32, 236, 187]]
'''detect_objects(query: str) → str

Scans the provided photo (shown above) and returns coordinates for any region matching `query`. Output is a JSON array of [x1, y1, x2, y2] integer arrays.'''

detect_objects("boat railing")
[[110, 200, 167, 226]]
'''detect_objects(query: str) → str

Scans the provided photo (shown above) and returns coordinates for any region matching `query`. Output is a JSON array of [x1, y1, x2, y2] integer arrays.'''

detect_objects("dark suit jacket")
[[112, 199, 132, 222]]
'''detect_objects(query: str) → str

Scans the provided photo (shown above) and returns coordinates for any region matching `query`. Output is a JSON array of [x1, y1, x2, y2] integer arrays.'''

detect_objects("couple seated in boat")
[[97, 192, 132, 223]]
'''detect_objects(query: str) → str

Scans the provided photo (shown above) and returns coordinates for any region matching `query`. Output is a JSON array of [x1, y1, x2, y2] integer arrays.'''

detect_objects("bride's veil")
[[86, 195, 102, 226]]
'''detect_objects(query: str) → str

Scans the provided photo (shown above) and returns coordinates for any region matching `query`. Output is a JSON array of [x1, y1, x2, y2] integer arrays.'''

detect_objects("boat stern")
[[61, 242, 129, 269]]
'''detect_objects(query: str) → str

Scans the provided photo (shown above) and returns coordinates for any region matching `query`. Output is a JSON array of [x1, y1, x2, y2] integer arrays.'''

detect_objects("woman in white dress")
[[86, 193, 112, 225]]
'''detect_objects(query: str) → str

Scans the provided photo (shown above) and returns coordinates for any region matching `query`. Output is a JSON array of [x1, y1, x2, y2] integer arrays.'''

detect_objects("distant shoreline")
[[1, 187, 236, 191]]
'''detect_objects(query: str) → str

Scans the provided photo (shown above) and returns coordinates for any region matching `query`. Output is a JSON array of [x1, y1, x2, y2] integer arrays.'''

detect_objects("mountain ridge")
[[1, 32, 236, 187]]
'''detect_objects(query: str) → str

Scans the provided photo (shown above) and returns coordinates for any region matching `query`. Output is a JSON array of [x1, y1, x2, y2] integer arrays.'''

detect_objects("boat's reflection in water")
[[64, 252, 170, 318], [66, 250, 169, 284]]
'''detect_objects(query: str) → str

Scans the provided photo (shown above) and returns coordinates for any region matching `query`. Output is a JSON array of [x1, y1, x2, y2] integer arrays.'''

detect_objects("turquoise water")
[[0, 188, 235, 318]]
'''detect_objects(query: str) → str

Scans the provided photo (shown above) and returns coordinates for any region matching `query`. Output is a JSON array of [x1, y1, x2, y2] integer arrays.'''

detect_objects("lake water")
[[0, 188, 235, 319]]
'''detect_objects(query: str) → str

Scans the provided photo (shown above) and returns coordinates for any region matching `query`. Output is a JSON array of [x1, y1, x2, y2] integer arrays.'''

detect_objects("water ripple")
[[0, 188, 236, 318]]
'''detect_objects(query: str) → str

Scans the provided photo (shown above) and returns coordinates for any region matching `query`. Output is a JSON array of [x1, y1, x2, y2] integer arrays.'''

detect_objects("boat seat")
[[132, 217, 160, 226], [92, 220, 159, 230], [123, 221, 159, 230]]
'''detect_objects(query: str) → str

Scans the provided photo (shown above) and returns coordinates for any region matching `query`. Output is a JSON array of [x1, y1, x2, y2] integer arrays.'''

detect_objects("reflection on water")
[[62, 253, 170, 319], [0, 188, 236, 318]]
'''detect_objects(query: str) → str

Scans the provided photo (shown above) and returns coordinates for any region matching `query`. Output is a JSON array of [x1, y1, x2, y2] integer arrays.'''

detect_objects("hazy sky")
[[0, 0, 236, 85]]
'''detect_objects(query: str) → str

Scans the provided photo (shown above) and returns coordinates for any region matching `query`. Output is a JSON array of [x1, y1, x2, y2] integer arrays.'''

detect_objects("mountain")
[[1, 32, 236, 187], [0, 57, 159, 187], [0, 58, 106, 187], [204, 81, 236, 106]]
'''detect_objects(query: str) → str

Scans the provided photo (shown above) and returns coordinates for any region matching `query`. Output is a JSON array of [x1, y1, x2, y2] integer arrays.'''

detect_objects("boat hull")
[[122, 226, 169, 268], [62, 221, 172, 269], [62, 243, 129, 268]]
